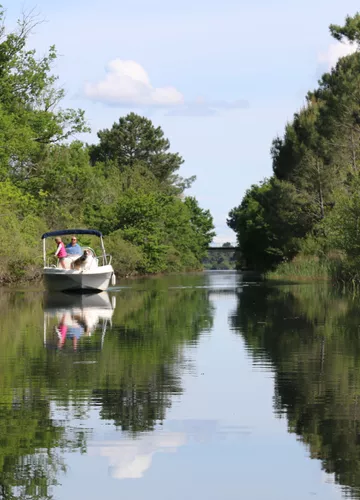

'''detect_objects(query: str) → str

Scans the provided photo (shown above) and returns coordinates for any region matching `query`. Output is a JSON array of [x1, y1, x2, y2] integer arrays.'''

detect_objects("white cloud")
[[89, 432, 186, 479], [318, 41, 357, 70], [84, 59, 184, 107], [84, 59, 249, 115]]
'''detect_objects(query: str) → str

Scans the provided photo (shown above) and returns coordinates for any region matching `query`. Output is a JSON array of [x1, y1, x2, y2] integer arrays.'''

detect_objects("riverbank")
[[0, 264, 207, 287], [265, 255, 330, 282], [265, 254, 360, 286]]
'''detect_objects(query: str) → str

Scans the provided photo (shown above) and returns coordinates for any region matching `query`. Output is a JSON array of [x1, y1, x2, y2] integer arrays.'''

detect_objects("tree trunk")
[[351, 129, 357, 171], [317, 160, 325, 219]]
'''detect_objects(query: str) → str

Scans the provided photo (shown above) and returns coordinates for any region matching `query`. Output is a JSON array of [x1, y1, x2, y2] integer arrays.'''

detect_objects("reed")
[[266, 255, 330, 281]]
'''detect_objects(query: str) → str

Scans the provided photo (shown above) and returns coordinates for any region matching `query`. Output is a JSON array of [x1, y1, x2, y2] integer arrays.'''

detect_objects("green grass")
[[266, 256, 330, 281]]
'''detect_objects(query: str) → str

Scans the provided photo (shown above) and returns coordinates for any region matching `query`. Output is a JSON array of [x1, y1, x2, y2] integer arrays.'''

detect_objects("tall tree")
[[228, 179, 313, 271], [89, 112, 184, 183], [271, 99, 337, 222], [230, 12, 360, 275], [314, 53, 360, 175], [0, 7, 89, 181], [329, 12, 360, 44]]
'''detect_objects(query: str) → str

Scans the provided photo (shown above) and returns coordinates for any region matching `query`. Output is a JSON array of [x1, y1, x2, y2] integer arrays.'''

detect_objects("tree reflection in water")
[[230, 283, 360, 498], [0, 283, 214, 498]]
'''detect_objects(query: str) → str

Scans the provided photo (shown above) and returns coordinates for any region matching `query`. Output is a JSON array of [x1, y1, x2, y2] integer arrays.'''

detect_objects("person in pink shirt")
[[54, 237, 67, 269]]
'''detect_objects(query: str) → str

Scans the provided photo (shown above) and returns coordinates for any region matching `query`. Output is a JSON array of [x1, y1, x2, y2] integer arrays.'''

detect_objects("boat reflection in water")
[[43, 292, 116, 352]]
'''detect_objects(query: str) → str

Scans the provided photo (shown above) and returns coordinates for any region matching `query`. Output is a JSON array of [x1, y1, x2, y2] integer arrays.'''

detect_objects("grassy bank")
[[266, 252, 360, 287], [266, 255, 330, 282]]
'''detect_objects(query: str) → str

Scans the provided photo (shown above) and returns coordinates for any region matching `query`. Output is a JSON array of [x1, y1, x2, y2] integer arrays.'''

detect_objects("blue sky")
[[7, 0, 360, 243]]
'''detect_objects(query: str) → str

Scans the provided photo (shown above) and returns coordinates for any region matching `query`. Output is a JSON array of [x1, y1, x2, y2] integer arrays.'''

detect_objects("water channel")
[[0, 271, 359, 499]]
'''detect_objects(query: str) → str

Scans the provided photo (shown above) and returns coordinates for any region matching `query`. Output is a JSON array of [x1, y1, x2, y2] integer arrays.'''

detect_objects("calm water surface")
[[1, 271, 360, 499]]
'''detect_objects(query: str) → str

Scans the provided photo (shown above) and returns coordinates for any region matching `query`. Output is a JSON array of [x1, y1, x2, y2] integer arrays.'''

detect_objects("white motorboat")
[[42, 229, 116, 292]]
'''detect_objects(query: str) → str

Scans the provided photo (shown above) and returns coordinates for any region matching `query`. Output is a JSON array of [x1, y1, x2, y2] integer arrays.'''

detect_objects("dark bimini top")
[[41, 229, 102, 239]]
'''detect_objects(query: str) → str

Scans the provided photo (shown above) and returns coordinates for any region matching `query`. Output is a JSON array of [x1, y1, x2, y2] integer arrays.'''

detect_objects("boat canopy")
[[41, 229, 103, 240]]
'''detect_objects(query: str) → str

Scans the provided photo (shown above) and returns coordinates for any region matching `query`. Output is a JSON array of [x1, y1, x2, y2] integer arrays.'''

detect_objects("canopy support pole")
[[43, 238, 46, 267], [100, 236, 106, 264]]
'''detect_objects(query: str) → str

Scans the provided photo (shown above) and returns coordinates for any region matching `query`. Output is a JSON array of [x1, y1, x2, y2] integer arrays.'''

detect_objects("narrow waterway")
[[0, 272, 358, 499]]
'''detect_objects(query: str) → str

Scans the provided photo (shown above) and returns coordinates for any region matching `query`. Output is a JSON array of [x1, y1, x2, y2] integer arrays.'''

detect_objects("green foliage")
[[318, 174, 360, 283], [0, 6, 214, 280], [266, 254, 330, 281], [329, 12, 360, 43], [228, 178, 313, 272], [105, 231, 143, 276], [89, 112, 185, 183], [202, 245, 237, 270], [30, 142, 95, 227], [184, 197, 216, 259], [0, 12, 89, 183], [322, 176, 360, 257], [96, 192, 215, 274], [0, 181, 45, 281], [228, 12, 360, 282]]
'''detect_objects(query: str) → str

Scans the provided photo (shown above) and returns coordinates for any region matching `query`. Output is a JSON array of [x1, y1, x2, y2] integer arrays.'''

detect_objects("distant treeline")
[[0, 8, 215, 282], [203, 243, 237, 270], [228, 13, 360, 283]]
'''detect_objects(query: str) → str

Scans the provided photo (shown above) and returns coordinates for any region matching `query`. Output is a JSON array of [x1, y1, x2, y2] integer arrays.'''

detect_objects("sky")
[[6, 0, 360, 243]]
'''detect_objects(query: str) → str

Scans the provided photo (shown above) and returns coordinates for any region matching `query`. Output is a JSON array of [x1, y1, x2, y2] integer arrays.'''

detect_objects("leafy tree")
[[229, 12, 360, 279], [271, 98, 337, 222], [92, 191, 215, 274], [0, 8, 88, 182], [313, 54, 360, 176], [329, 12, 360, 44], [184, 197, 215, 259], [0, 5, 214, 280], [26, 142, 95, 227], [202, 248, 237, 270], [228, 179, 313, 271], [89, 112, 184, 183]]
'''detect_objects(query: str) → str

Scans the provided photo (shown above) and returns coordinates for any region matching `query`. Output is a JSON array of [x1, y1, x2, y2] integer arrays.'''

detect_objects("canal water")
[[0, 271, 359, 499]]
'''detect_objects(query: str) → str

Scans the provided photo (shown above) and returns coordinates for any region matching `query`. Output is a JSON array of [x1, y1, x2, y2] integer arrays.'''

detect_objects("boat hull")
[[43, 266, 114, 292]]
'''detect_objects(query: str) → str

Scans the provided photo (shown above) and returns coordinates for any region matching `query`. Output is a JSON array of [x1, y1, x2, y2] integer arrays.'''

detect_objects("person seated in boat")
[[54, 237, 67, 269], [66, 236, 82, 255]]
